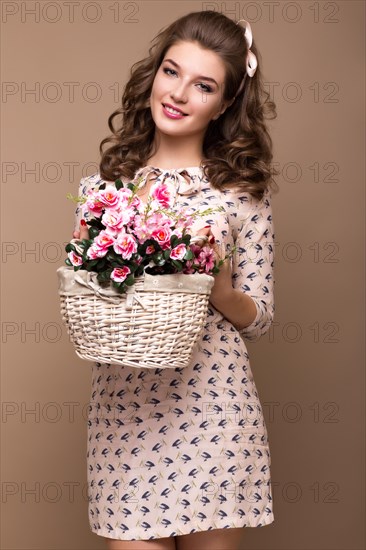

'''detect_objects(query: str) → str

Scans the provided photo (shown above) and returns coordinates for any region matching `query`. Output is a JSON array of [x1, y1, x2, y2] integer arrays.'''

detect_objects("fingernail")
[[204, 225, 210, 228], [80, 219, 87, 226], [209, 236, 215, 244]]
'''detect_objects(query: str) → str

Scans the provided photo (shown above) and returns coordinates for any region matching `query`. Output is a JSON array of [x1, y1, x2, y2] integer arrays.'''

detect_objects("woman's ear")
[[212, 97, 236, 120]]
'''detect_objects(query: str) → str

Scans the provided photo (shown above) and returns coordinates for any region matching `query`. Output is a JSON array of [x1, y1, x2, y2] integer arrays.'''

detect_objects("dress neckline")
[[144, 164, 203, 172], [132, 164, 206, 196]]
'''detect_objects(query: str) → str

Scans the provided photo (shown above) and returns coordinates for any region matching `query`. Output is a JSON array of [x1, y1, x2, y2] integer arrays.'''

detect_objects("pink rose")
[[170, 243, 187, 261], [151, 226, 172, 249], [113, 231, 138, 259], [86, 243, 108, 259], [68, 250, 83, 266], [84, 191, 104, 217], [97, 186, 121, 209], [102, 208, 134, 234], [110, 266, 131, 282], [150, 180, 176, 208], [93, 230, 115, 251]]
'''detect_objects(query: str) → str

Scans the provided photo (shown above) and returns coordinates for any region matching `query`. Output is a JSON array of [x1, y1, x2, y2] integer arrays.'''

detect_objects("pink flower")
[[94, 230, 115, 251], [182, 260, 195, 274], [147, 211, 174, 229], [84, 190, 104, 217], [130, 194, 144, 212], [175, 213, 195, 231], [151, 226, 172, 250], [170, 243, 187, 261], [113, 231, 138, 259], [86, 230, 115, 259], [68, 250, 83, 266], [110, 266, 131, 283], [86, 243, 108, 259], [196, 246, 216, 273], [102, 208, 134, 234], [182, 243, 216, 274], [150, 180, 175, 208], [145, 245, 155, 255], [97, 186, 121, 209]]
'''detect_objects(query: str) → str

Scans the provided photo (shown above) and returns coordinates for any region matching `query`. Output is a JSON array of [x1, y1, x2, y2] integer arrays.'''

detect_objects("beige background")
[[1, 1, 365, 548]]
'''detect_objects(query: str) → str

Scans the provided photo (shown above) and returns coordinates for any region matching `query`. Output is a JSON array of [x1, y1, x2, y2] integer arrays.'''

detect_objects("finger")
[[72, 230, 80, 239], [195, 225, 211, 238], [79, 221, 90, 240], [191, 235, 209, 246], [192, 225, 213, 247]]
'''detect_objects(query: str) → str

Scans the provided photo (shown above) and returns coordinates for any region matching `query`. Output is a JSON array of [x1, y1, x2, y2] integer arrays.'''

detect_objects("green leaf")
[[65, 258, 72, 266], [66, 192, 86, 204], [170, 234, 179, 247], [135, 265, 145, 277], [94, 259, 106, 271], [152, 252, 163, 263], [89, 226, 100, 239], [124, 275, 135, 286], [115, 178, 124, 190], [106, 250, 119, 261], [81, 238, 93, 246], [98, 182, 106, 190], [184, 249, 194, 260], [109, 260, 123, 268], [171, 259, 183, 270], [86, 260, 99, 268]]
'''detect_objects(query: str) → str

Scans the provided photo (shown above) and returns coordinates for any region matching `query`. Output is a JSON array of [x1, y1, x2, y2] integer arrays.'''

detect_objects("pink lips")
[[162, 103, 187, 119]]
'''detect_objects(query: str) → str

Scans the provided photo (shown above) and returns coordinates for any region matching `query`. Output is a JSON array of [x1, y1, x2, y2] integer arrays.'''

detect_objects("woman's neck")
[[147, 131, 204, 169]]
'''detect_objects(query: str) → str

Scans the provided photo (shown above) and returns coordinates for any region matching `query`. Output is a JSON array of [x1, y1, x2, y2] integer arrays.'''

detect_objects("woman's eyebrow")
[[163, 58, 218, 86]]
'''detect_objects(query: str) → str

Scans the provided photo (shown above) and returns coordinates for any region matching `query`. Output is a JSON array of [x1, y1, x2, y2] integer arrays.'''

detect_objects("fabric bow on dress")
[[132, 165, 204, 197]]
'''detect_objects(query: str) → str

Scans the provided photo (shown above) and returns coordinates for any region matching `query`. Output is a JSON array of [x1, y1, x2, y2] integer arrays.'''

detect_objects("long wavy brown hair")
[[99, 10, 279, 201]]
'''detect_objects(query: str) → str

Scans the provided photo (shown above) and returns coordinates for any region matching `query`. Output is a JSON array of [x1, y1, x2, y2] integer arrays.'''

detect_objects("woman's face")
[[149, 40, 232, 139]]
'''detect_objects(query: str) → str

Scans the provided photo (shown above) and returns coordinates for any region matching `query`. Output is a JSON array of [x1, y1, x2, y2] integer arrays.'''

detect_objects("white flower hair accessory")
[[236, 19, 258, 77]]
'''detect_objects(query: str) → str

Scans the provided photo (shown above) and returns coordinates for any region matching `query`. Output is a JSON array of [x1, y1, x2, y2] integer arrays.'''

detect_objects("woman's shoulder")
[[80, 172, 110, 185]]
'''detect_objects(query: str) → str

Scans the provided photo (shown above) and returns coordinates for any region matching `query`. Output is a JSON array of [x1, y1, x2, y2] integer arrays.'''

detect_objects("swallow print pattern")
[[74, 165, 275, 540]]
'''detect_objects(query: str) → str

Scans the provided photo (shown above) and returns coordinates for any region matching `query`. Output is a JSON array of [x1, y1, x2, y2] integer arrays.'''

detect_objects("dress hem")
[[89, 513, 275, 541]]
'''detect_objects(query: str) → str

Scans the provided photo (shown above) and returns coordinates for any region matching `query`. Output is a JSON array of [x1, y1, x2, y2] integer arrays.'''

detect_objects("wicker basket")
[[57, 265, 215, 369]]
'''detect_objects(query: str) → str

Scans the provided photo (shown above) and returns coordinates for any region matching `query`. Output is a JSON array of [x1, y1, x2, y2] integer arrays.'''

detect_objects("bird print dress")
[[73, 164, 275, 541]]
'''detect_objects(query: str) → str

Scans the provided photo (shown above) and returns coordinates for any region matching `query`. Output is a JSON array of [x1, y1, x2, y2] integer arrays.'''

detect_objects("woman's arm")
[[208, 235, 258, 328], [210, 188, 275, 342]]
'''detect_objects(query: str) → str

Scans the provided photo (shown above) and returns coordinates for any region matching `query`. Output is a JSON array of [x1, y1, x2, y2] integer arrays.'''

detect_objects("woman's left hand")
[[194, 226, 233, 307]]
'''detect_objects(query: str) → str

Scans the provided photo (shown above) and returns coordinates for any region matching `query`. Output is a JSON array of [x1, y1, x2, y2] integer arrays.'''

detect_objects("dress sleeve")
[[231, 187, 275, 342], [73, 176, 90, 233]]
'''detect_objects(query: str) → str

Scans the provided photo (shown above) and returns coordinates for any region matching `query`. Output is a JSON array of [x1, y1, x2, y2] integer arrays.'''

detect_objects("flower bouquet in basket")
[[57, 175, 236, 369]]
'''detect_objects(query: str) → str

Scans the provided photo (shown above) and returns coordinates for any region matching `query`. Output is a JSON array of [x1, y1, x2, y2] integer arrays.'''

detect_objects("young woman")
[[73, 9, 278, 550]]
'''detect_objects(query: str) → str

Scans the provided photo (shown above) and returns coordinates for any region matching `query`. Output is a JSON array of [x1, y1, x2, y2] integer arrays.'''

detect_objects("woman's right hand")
[[72, 220, 90, 240]]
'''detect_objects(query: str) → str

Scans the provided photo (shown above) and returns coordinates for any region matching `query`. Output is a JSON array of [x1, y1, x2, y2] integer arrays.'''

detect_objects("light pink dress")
[[73, 165, 275, 541]]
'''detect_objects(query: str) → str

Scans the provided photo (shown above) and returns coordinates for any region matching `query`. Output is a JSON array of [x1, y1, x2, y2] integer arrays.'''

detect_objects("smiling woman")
[[147, 41, 232, 159], [72, 9, 279, 550], [98, 10, 278, 201]]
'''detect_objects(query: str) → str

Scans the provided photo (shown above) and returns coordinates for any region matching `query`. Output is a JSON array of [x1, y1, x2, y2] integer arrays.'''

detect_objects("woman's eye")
[[198, 83, 213, 93], [163, 67, 176, 76], [163, 67, 213, 93]]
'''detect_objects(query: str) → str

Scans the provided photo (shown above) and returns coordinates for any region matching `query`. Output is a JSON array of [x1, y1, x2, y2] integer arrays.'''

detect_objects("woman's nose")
[[170, 82, 188, 103]]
